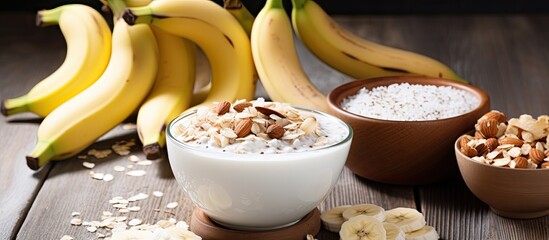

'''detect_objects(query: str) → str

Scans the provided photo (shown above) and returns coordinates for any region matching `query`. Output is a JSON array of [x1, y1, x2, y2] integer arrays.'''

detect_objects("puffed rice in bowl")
[[327, 76, 490, 185]]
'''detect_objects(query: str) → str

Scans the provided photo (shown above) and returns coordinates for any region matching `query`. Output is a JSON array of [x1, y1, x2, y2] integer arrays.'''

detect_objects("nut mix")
[[459, 110, 549, 169]]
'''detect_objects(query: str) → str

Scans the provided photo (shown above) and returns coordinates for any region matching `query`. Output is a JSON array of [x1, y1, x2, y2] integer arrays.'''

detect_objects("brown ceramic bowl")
[[326, 76, 490, 185], [455, 136, 549, 219]]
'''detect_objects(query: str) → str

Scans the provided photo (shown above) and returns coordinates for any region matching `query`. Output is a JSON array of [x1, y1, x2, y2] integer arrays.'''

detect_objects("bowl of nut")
[[327, 76, 490, 185], [455, 111, 549, 219], [166, 98, 353, 231]]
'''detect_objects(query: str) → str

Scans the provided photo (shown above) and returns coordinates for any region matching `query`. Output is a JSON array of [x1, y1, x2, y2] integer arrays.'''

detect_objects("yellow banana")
[[189, 0, 255, 108], [26, 18, 158, 170], [291, 0, 466, 82], [136, 27, 197, 160], [1, 4, 111, 117], [251, 0, 328, 112], [123, 0, 256, 111]]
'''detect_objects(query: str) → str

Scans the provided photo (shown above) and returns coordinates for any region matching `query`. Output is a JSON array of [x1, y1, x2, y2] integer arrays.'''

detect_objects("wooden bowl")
[[326, 76, 490, 185], [455, 136, 549, 219]]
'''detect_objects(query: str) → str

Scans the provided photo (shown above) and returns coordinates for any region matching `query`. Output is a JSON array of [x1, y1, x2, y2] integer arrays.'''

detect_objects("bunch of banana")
[[122, 0, 256, 113], [25, 0, 159, 170], [322, 203, 440, 240], [1, 4, 111, 117], [251, 0, 329, 112], [291, 0, 465, 82]]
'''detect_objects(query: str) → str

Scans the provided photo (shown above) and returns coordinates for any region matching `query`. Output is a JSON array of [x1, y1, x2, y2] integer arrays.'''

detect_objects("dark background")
[[2, 0, 549, 14]]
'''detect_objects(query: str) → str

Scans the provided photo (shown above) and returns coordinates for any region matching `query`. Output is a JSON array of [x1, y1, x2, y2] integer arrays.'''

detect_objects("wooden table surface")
[[2, 11, 549, 240]]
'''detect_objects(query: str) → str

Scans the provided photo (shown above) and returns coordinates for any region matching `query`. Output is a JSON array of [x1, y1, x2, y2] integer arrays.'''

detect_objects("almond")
[[485, 138, 499, 151], [234, 118, 252, 138], [474, 131, 484, 139], [481, 110, 507, 124], [459, 135, 472, 148], [461, 143, 478, 157], [233, 102, 252, 112], [529, 148, 545, 165], [475, 143, 489, 156], [266, 124, 285, 139], [498, 137, 523, 147], [541, 162, 549, 169], [514, 156, 528, 168], [478, 118, 499, 138], [215, 101, 231, 115], [255, 106, 286, 118]]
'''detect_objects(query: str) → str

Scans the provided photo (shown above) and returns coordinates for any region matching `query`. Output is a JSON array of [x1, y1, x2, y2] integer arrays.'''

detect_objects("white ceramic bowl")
[[166, 107, 353, 231]]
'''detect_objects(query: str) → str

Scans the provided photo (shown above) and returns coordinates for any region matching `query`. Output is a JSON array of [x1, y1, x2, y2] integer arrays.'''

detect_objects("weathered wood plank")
[[17, 130, 195, 240]]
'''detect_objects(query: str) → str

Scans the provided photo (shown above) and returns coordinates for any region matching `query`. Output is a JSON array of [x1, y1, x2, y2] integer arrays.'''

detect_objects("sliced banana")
[[340, 215, 387, 240], [320, 204, 352, 232], [405, 225, 439, 240], [383, 222, 405, 240], [384, 207, 426, 233], [342, 204, 386, 222]]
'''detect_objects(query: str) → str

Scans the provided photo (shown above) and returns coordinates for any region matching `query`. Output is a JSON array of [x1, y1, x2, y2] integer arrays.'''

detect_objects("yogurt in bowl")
[[166, 98, 353, 231]]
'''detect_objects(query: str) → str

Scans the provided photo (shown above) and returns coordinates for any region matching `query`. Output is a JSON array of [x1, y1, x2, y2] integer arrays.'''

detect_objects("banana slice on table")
[[384, 207, 426, 233], [342, 204, 386, 222], [320, 205, 352, 232], [405, 226, 440, 240], [383, 222, 405, 240], [340, 215, 387, 240]]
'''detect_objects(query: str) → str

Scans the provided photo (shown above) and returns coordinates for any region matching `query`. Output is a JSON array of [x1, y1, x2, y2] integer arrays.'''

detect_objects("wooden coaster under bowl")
[[190, 208, 321, 240]]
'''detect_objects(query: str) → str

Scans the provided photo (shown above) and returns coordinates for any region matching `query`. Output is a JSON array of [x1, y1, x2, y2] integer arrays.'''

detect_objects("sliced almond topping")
[[493, 157, 511, 167], [255, 106, 286, 118], [507, 147, 522, 158]]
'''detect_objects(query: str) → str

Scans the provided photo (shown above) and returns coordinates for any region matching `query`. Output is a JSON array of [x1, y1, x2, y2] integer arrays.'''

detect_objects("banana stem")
[[291, 0, 309, 9], [107, 0, 128, 20], [26, 141, 56, 170], [122, 7, 154, 25], [1, 96, 29, 116], [223, 0, 242, 9], [36, 7, 62, 26], [264, 0, 284, 9]]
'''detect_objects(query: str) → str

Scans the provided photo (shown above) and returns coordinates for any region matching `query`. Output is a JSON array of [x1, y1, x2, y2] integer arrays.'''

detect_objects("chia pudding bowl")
[[327, 76, 491, 185], [166, 99, 353, 231]]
